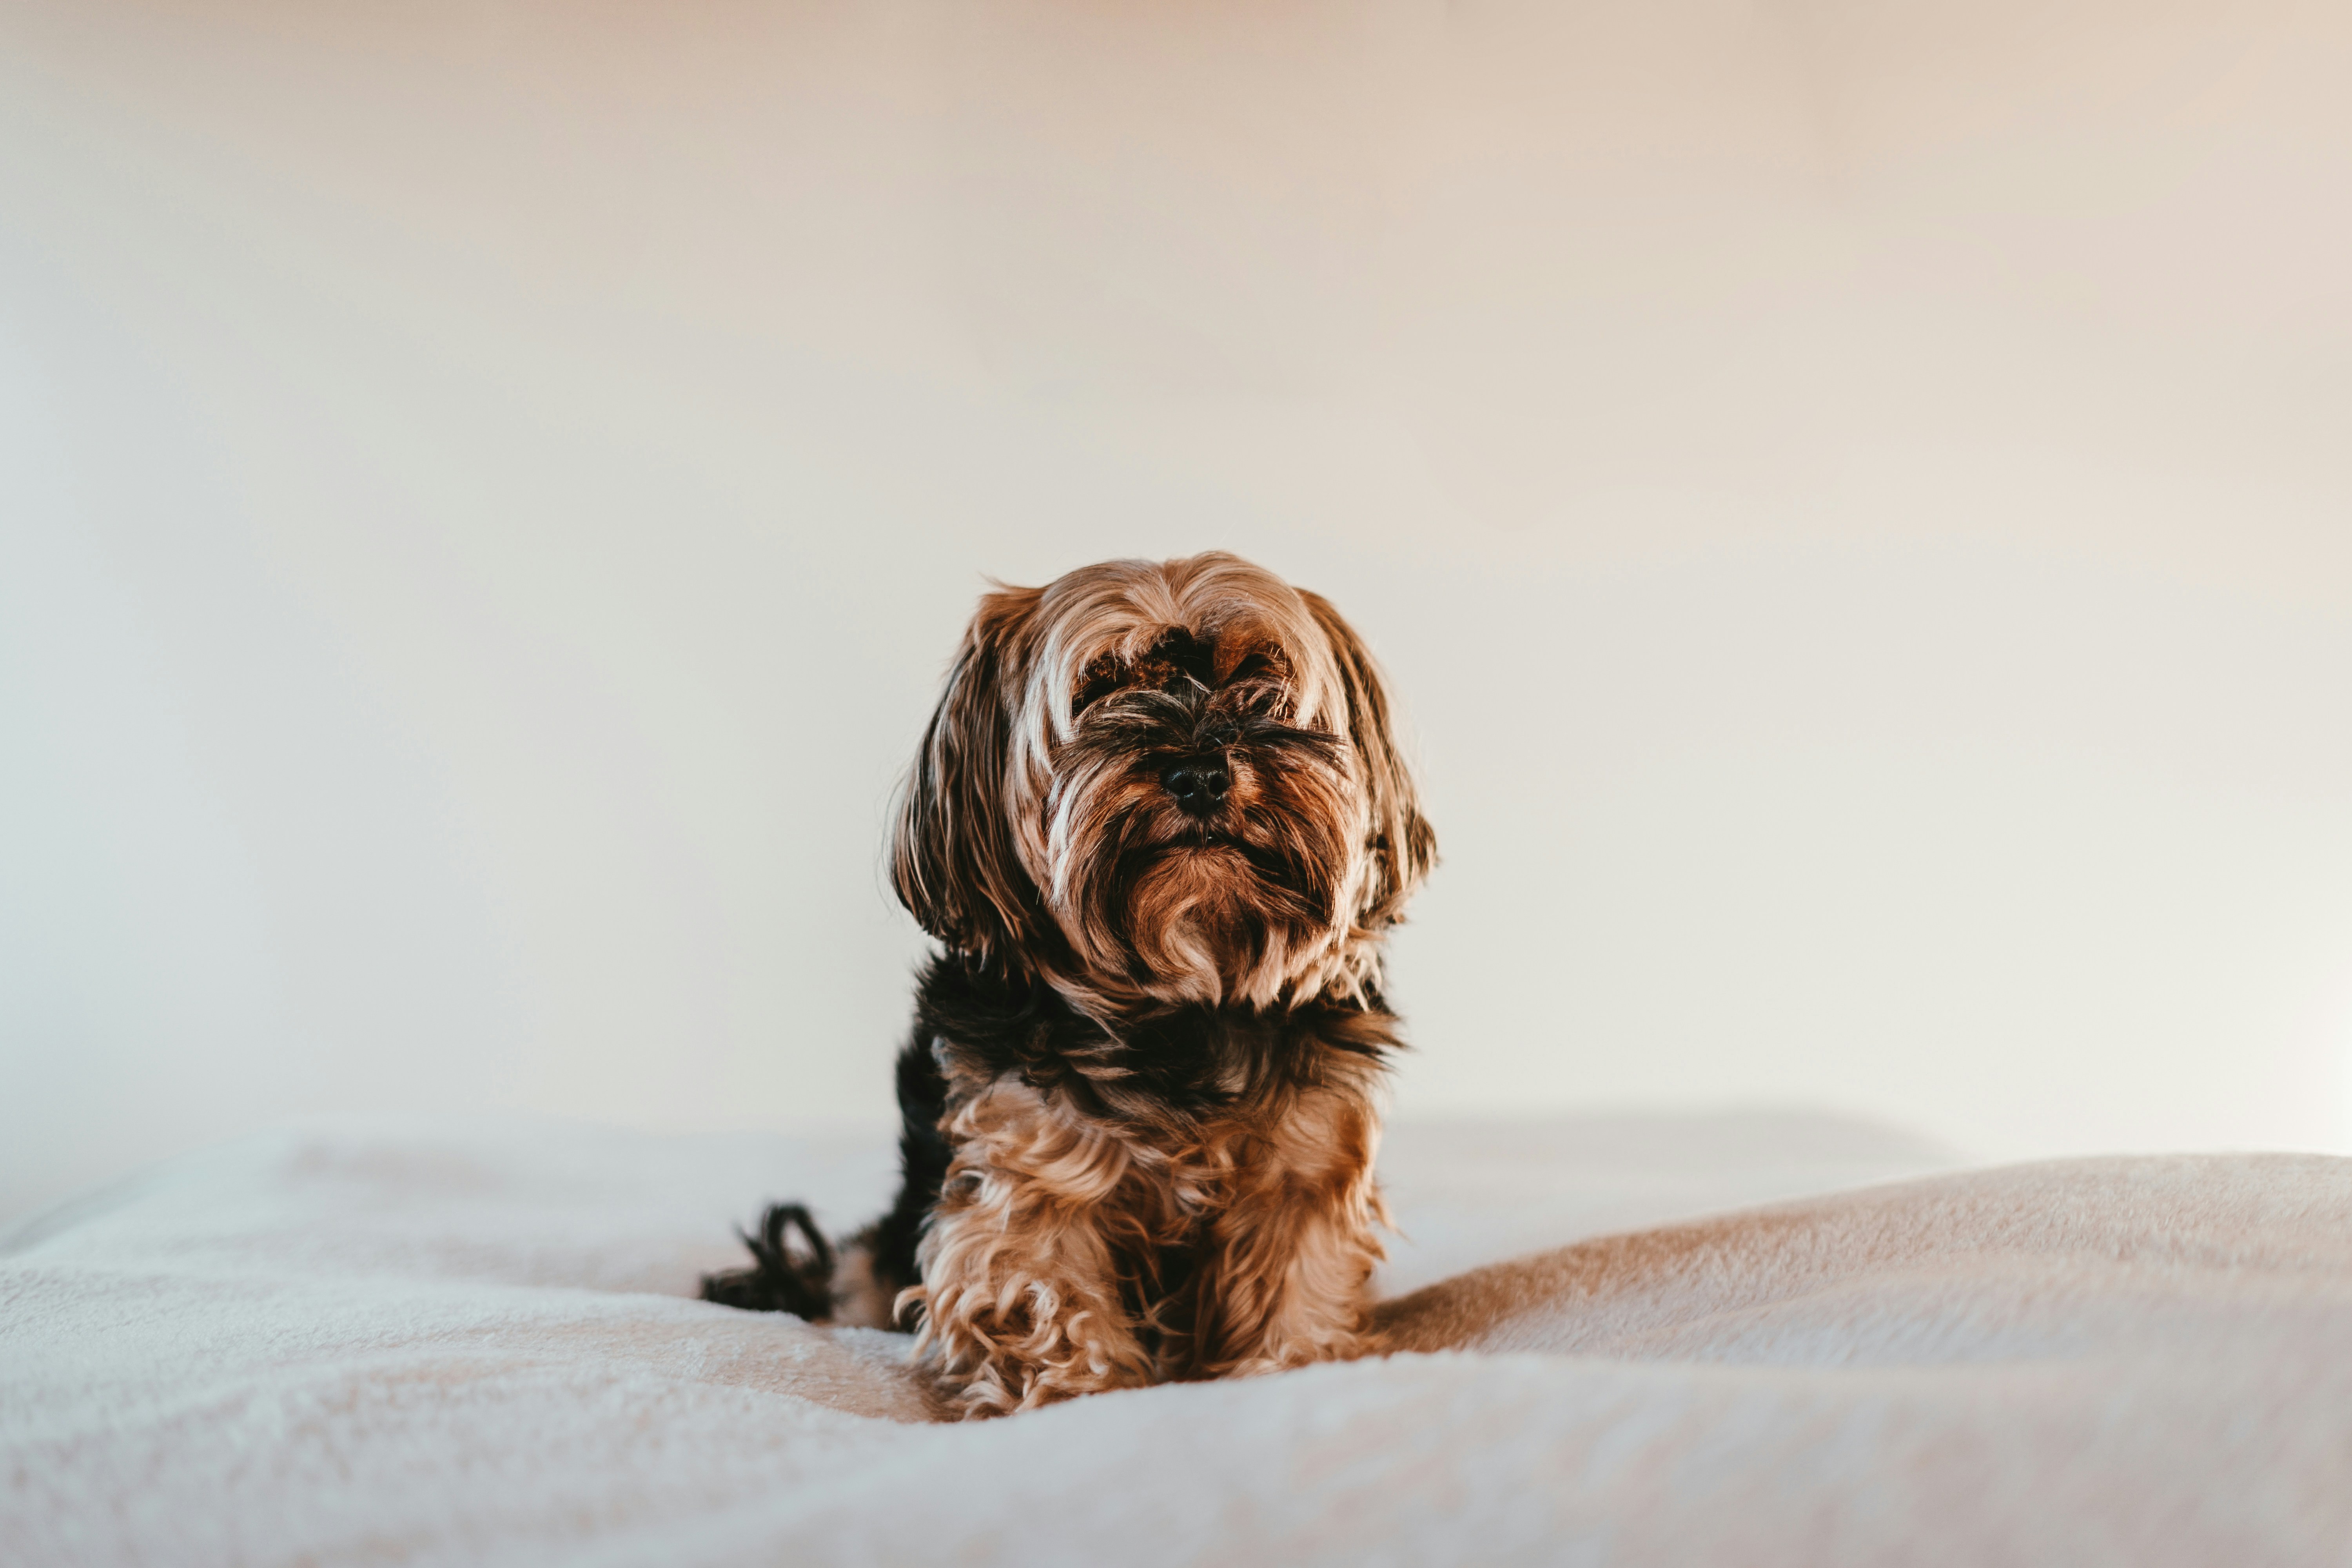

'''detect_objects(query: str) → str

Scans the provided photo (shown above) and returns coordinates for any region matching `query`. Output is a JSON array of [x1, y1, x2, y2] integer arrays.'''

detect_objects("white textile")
[[4, 1114, 2347, 1566]]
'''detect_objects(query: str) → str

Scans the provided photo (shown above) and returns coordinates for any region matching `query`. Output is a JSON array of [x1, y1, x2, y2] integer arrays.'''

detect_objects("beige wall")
[[5, 0, 2351, 1219]]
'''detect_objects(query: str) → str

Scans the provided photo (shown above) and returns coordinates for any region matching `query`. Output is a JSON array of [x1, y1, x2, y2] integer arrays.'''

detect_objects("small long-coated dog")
[[701, 552, 1436, 1417]]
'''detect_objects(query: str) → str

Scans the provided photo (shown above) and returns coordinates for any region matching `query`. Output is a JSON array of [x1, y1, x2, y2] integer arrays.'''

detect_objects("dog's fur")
[[701, 552, 1436, 1417]]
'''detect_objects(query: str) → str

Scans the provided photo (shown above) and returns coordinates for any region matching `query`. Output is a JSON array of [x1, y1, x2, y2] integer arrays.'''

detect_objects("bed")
[[4, 1112, 2348, 1565]]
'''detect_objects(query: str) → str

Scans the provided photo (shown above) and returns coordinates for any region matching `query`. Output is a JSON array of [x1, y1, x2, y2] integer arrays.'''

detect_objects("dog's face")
[[893, 553, 1435, 1015]]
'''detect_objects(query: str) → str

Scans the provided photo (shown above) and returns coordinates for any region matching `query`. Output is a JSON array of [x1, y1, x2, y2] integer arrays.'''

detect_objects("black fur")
[[866, 1028, 953, 1300], [911, 952, 1396, 1126], [697, 954, 1400, 1320], [696, 1203, 834, 1317]]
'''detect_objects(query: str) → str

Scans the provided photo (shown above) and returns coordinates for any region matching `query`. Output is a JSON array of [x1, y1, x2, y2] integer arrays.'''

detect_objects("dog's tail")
[[698, 1203, 838, 1319]]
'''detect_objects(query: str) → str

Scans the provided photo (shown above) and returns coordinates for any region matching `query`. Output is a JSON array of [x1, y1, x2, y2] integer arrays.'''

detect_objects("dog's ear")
[[1301, 589, 1437, 929], [891, 585, 1045, 959]]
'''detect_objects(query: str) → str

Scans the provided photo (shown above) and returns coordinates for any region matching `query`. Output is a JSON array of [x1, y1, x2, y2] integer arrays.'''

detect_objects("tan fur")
[[894, 555, 1431, 1021], [878, 552, 1434, 1417], [826, 1243, 896, 1333], [905, 1074, 1165, 1415], [904, 1058, 1392, 1415], [1187, 1085, 1392, 1379]]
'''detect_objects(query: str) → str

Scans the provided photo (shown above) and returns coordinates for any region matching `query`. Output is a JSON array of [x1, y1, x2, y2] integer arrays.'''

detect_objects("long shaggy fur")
[[701, 552, 1436, 1417]]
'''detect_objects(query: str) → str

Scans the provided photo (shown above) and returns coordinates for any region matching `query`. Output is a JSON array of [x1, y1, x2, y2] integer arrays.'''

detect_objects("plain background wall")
[[5, 0, 2352, 1222]]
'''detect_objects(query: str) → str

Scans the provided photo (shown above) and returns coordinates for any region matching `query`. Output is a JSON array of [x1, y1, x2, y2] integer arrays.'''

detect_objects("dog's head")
[[892, 552, 1435, 1015]]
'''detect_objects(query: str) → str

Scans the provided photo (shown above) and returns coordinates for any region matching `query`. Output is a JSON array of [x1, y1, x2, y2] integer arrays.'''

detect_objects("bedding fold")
[[4, 1117, 2346, 1566]]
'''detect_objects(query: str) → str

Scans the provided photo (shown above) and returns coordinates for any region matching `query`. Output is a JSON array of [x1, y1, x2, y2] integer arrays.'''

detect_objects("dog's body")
[[703, 553, 1434, 1417]]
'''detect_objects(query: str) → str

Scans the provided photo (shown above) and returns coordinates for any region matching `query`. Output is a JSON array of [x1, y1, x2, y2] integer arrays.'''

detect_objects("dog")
[[701, 551, 1436, 1417]]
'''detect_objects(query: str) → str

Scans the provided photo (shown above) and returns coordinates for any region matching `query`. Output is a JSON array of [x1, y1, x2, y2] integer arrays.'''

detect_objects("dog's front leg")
[[1192, 1087, 1389, 1379], [907, 1076, 1157, 1417]]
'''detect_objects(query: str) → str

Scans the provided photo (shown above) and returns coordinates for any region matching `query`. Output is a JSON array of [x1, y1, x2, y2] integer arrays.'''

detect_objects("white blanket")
[[4, 1115, 2348, 1566]]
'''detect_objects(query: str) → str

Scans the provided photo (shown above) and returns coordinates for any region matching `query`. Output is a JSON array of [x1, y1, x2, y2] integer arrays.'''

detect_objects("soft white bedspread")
[[4, 1114, 2348, 1566]]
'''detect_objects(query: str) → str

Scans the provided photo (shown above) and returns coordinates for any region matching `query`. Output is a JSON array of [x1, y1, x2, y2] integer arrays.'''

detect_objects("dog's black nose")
[[1162, 759, 1231, 815]]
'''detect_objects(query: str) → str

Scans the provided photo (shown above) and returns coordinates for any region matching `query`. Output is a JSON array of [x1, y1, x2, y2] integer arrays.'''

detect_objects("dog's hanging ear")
[[891, 585, 1045, 962], [1301, 590, 1437, 930]]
